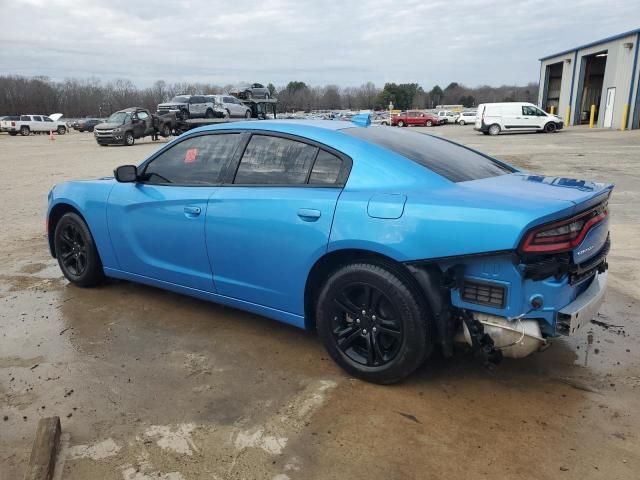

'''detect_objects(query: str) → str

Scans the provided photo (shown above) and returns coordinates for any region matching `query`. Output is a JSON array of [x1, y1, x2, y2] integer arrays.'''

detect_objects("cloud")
[[0, 0, 638, 88]]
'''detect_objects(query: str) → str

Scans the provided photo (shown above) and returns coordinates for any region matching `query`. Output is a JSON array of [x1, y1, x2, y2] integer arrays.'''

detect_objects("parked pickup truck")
[[1, 113, 67, 136], [157, 94, 223, 120], [93, 107, 175, 146]]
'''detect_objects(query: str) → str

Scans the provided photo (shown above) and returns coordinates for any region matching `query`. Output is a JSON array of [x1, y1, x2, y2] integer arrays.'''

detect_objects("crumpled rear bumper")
[[556, 271, 607, 335]]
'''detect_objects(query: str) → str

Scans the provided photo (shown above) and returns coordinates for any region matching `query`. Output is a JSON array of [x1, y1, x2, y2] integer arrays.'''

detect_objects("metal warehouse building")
[[538, 28, 640, 129]]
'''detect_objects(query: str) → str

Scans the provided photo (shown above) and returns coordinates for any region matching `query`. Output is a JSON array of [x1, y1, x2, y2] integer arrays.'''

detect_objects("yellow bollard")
[[550, 105, 555, 115], [621, 104, 629, 131], [589, 105, 596, 128], [565, 106, 571, 127]]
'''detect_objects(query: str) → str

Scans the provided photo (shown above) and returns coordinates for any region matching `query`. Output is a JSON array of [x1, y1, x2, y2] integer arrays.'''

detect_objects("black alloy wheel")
[[57, 222, 88, 277], [54, 212, 105, 286], [316, 263, 431, 384], [331, 283, 403, 367]]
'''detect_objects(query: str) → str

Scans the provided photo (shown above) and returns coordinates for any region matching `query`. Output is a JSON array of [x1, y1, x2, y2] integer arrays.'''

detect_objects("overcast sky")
[[0, 0, 638, 89]]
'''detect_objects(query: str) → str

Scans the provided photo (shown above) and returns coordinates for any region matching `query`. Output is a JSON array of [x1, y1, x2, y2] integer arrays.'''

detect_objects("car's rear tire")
[[57, 126, 66, 135], [245, 90, 253, 99], [488, 124, 501, 136], [205, 109, 214, 119], [459, 120, 466, 125], [316, 262, 432, 384], [54, 212, 105, 287], [544, 122, 557, 133], [161, 124, 171, 137], [124, 131, 135, 146], [20, 126, 30, 136], [397, 120, 405, 127], [426, 120, 433, 127]]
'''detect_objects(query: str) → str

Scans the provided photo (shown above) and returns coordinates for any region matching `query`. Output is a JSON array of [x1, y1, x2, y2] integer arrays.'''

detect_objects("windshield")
[[107, 112, 131, 124], [342, 127, 515, 182], [170, 96, 190, 103]]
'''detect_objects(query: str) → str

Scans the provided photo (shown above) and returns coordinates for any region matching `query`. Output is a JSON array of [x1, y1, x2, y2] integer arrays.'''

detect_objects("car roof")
[[195, 119, 356, 134]]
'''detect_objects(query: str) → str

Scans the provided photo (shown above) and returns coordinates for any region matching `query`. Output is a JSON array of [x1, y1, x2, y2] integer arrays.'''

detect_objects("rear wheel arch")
[[303, 248, 429, 331]]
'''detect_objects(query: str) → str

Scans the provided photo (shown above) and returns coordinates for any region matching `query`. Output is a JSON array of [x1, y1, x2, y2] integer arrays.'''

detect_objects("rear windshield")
[[342, 127, 514, 182]]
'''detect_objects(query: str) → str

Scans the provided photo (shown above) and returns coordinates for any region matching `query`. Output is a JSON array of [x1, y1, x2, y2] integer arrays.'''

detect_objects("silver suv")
[[157, 95, 221, 120]]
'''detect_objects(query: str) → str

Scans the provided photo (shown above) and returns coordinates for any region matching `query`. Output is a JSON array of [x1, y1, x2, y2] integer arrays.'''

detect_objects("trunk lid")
[[461, 173, 613, 210]]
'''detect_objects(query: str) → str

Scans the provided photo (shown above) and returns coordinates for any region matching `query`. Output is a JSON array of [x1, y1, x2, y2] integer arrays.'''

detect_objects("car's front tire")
[[397, 120, 405, 127], [316, 262, 432, 384], [544, 122, 557, 133], [54, 212, 105, 287], [459, 120, 466, 125], [124, 131, 135, 146], [57, 126, 67, 135], [245, 110, 252, 119]]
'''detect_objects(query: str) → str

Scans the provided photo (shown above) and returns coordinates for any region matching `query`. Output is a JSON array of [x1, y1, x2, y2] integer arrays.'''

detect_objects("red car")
[[392, 111, 441, 127]]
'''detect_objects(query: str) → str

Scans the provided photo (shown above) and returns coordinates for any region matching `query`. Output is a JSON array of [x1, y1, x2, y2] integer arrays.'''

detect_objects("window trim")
[[224, 130, 352, 188], [136, 130, 246, 187]]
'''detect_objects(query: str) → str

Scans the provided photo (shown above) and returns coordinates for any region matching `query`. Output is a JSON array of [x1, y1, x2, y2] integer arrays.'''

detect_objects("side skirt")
[[103, 267, 306, 329]]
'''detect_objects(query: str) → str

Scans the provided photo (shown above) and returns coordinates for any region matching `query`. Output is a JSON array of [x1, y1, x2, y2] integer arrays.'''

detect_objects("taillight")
[[520, 203, 608, 253]]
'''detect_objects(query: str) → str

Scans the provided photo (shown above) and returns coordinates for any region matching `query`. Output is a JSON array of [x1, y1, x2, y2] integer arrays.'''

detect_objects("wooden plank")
[[24, 417, 61, 480]]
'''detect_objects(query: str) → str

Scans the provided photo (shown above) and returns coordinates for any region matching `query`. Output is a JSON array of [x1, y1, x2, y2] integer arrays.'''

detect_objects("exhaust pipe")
[[456, 313, 547, 359]]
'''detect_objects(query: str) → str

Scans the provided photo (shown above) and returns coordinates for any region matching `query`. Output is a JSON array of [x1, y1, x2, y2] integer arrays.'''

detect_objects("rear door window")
[[33, 116, 43, 122], [309, 150, 342, 185], [342, 127, 514, 182], [234, 135, 318, 185], [20, 116, 30, 121]]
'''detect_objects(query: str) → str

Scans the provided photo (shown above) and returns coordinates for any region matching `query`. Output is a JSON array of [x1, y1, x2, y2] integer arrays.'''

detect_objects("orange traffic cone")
[[49, 130, 55, 141]]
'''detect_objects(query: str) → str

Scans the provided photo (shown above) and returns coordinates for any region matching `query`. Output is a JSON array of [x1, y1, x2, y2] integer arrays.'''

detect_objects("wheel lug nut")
[[356, 319, 360, 324], [361, 310, 366, 315], [362, 329, 367, 334], [372, 315, 376, 320], [372, 327, 377, 332]]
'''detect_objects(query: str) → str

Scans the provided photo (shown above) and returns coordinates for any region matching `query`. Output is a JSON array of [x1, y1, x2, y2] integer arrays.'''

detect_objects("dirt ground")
[[1, 125, 639, 480]]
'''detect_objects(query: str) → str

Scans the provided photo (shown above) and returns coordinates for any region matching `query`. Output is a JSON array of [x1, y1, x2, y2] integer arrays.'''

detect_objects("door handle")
[[297, 208, 321, 221], [184, 205, 201, 217]]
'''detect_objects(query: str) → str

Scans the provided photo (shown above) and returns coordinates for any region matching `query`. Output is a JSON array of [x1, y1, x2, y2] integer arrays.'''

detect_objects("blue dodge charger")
[[47, 117, 612, 383]]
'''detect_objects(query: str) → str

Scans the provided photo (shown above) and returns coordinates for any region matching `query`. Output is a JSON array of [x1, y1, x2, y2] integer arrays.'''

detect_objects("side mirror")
[[114, 165, 138, 183]]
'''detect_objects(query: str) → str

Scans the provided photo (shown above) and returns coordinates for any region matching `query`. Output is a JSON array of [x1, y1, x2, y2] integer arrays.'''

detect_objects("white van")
[[474, 102, 563, 135]]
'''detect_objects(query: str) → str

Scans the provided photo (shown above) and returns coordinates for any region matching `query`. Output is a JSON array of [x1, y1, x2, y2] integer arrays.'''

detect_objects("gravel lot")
[[1, 125, 639, 479]]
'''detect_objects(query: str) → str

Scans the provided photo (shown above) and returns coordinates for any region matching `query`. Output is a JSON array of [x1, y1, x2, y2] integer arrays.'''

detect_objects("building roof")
[[539, 27, 640, 61]]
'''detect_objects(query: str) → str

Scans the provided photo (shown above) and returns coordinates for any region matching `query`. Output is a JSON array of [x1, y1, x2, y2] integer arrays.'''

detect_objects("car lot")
[[1, 126, 639, 479]]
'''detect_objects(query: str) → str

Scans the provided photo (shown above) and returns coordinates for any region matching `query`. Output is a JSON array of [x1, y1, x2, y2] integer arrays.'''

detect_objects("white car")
[[436, 110, 458, 124], [1, 113, 66, 136], [455, 111, 477, 125], [210, 95, 252, 119], [475, 102, 564, 135]]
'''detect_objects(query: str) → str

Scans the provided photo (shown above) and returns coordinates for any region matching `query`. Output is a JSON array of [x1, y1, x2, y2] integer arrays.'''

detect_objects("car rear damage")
[[406, 191, 612, 365]]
